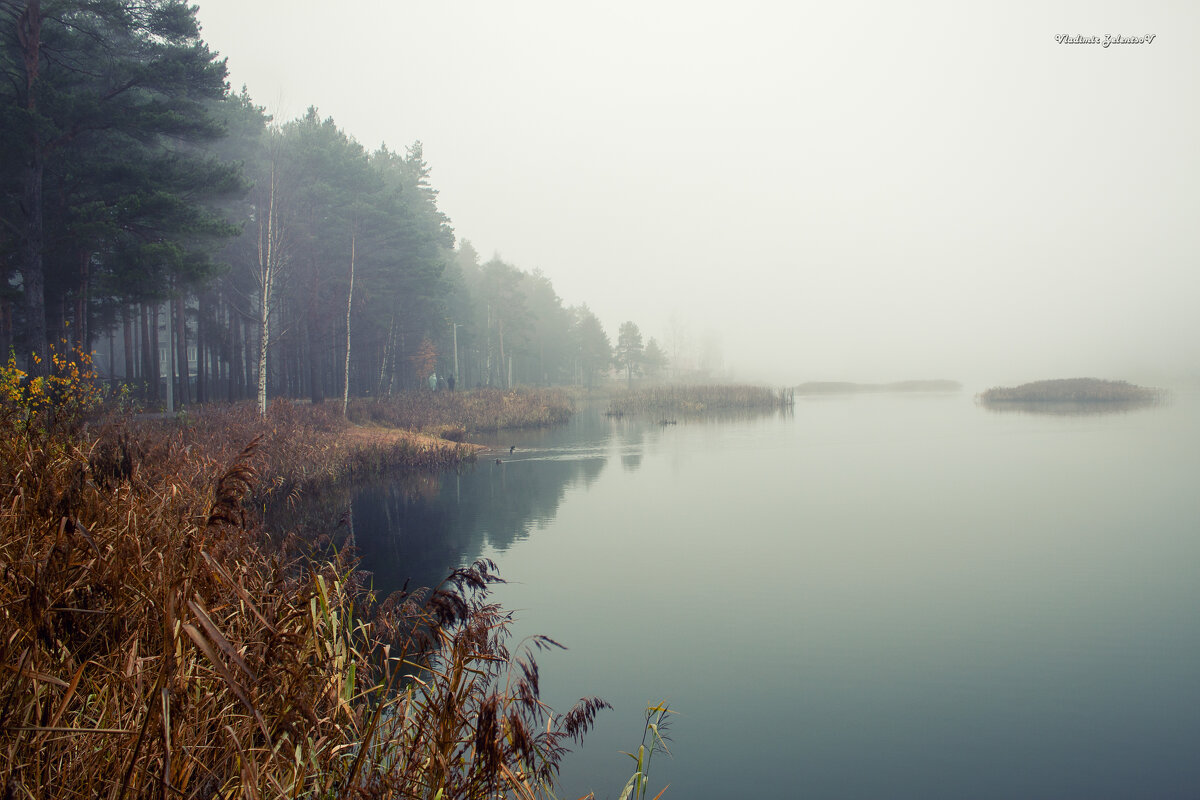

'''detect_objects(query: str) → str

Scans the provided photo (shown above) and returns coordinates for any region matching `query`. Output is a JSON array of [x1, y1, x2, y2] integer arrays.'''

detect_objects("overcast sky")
[[193, 0, 1199, 388]]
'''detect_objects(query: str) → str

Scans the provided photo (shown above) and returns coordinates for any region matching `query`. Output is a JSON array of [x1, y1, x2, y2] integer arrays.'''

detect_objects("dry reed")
[[348, 389, 574, 434], [0, 403, 607, 797], [129, 399, 479, 504], [606, 385, 794, 418]]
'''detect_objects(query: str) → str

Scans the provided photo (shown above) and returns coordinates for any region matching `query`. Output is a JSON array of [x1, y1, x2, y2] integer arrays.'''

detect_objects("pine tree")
[[615, 321, 644, 388], [0, 0, 234, 372]]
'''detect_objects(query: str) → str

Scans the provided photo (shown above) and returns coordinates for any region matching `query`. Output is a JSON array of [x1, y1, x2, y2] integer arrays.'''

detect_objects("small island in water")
[[978, 378, 1163, 407]]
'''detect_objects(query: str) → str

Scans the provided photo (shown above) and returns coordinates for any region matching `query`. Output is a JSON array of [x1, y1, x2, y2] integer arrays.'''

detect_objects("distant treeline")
[[795, 380, 962, 395], [0, 1, 668, 412]]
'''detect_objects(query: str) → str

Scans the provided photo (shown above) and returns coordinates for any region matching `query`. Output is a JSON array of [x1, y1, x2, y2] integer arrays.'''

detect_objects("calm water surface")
[[346, 391, 1200, 799]]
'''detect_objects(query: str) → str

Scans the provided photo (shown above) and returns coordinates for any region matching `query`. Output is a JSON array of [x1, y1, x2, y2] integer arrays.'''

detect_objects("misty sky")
[[193, 1, 1200, 388]]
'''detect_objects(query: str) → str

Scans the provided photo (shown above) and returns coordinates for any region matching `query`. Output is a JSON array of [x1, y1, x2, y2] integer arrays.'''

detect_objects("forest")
[[0, 0, 671, 412]]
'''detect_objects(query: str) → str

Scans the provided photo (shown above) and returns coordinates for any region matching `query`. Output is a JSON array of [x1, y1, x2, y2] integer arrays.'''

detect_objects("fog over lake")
[[332, 393, 1200, 798], [192, 1, 1200, 794], [193, 0, 1200, 388], [9, 1, 1200, 795]]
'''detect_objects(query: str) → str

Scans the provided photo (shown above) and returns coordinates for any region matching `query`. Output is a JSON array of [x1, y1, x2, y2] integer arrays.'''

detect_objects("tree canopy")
[[615, 321, 644, 388], [0, 0, 675, 404]]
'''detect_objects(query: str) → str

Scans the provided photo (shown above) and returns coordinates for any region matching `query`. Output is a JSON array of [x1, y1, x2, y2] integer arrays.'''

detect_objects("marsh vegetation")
[[348, 388, 574, 435], [605, 384, 794, 418], [978, 378, 1162, 408], [0, 366, 623, 797]]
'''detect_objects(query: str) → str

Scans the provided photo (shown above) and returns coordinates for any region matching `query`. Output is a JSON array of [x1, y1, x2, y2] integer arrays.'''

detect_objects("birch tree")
[[255, 141, 286, 417]]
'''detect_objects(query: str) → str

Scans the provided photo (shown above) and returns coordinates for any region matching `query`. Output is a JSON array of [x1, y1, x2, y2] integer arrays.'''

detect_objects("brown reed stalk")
[[0, 404, 605, 798], [607, 384, 794, 417]]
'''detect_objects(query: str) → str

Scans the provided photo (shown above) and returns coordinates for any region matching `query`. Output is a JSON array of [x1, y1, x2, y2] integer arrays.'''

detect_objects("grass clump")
[[618, 703, 676, 800], [0, 405, 608, 797], [978, 378, 1162, 404], [131, 399, 479, 503], [606, 384, 794, 418], [348, 388, 574, 434]]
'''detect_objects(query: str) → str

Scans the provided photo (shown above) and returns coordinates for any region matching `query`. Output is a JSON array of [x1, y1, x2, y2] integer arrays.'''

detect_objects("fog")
[[194, 0, 1200, 390]]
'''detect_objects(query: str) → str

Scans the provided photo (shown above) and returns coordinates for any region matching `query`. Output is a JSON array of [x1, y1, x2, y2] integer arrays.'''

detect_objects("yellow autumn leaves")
[[0, 338, 106, 431]]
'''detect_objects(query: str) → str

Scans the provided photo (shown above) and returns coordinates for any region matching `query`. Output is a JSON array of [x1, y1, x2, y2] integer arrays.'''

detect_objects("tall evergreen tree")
[[0, 0, 233, 371], [643, 337, 668, 382], [478, 257, 529, 388], [614, 320, 644, 388], [571, 305, 611, 390]]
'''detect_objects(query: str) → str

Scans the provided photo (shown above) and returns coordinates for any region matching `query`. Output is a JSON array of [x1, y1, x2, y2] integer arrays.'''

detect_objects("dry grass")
[[127, 400, 481, 504], [606, 384, 794, 418], [348, 389, 574, 435], [0, 408, 607, 798]]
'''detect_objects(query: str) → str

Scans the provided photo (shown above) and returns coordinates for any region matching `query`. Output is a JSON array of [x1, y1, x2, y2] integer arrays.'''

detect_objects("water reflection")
[[272, 406, 657, 597], [269, 403, 795, 599], [978, 397, 1165, 416], [619, 424, 644, 471], [269, 394, 1200, 799]]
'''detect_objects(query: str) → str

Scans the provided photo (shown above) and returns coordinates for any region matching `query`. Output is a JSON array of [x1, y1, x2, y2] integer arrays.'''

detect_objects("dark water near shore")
[[340, 391, 1200, 799]]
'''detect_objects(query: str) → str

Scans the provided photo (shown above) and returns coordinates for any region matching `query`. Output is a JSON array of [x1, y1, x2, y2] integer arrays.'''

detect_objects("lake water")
[[344, 390, 1200, 799]]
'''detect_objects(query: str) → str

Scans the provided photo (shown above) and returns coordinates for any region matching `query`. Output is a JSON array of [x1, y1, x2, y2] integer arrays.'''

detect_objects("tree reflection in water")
[[269, 404, 790, 597]]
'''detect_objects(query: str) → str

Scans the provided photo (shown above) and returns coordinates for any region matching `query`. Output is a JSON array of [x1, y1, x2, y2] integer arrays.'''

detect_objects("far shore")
[[795, 379, 962, 395]]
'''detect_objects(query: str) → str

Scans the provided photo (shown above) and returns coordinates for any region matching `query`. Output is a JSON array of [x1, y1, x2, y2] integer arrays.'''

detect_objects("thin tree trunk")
[[486, 305, 492, 386], [256, 281, 270, 414], [164, 301, 174, 413], [387, 321, 399, 395], [17, 1, 47, 372], [74, 250, 89, 351], [20, 152, 47, 368], [306, 316, 323, 404], [0, 298, 11, 361], [378, 313, 393, 395], [498, 318, 507, 389], [196, 293, 207, 404], [149, 304, 161, 403], [174, 294, 189, 406], [343, 228, 355, 416], [123, 306, 135, 381], [139, 305, 150, 399], [228, 309, 241, 401], [256, 155, 280, 417]]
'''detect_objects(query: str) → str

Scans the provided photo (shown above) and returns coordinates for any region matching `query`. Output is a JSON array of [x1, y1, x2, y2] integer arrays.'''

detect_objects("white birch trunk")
[[256, 156, 280, 418]]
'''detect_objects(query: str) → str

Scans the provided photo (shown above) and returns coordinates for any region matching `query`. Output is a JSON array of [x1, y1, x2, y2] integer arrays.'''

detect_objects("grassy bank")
[[134, 399, 480, 502], [606, 384, 794, 417], [126, 388, 575, 501], [348, 388, 574, 436], [0, 392, 608, 797], [978, 378, 1162, 404]]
